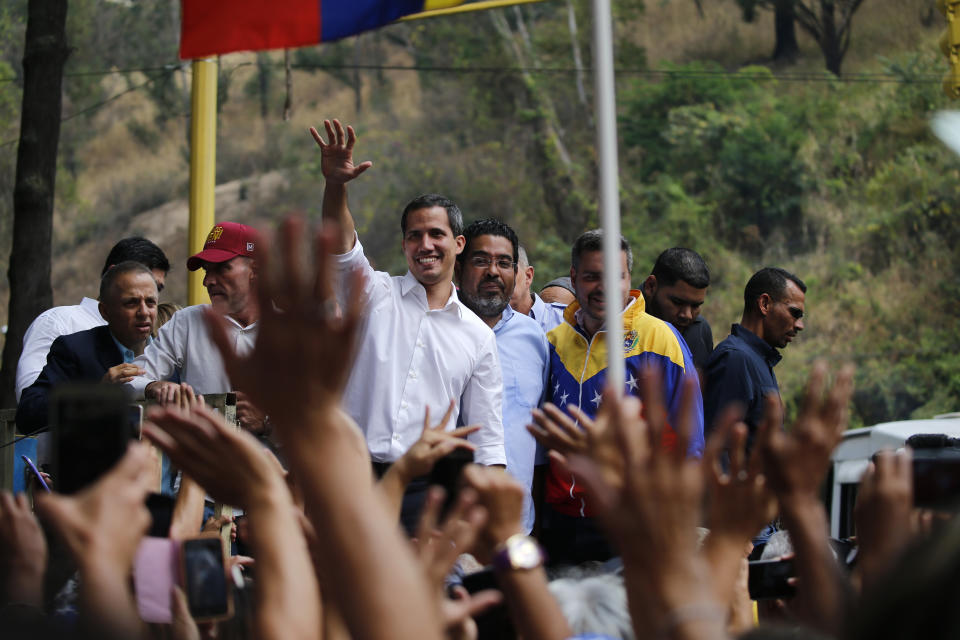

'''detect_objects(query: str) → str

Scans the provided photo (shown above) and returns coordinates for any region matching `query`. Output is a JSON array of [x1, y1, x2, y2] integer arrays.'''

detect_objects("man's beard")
[[461, 289, 509, 319]]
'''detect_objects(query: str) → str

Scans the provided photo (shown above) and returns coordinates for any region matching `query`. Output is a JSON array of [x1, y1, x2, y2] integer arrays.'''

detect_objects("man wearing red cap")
[[127, 222, 267, 432]]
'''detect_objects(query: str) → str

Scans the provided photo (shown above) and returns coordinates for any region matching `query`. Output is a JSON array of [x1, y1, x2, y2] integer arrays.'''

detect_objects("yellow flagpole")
[[188, 58, 217, 306], [400, 0, 551, 22]]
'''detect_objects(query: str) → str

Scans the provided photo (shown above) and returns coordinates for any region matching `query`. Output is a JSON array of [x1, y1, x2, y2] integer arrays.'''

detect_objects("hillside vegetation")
[[0, 0, 957, 425]]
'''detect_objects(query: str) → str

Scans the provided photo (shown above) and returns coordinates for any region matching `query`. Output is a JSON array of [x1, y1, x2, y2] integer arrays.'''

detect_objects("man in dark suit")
[[17, 261, 159, 434]]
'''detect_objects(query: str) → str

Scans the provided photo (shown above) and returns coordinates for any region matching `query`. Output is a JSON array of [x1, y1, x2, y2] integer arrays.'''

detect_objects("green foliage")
[[623, 64, 809, 251]]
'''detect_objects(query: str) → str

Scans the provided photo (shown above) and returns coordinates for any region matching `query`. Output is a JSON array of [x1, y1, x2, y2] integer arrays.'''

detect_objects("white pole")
[[591, 0, 624, 396]]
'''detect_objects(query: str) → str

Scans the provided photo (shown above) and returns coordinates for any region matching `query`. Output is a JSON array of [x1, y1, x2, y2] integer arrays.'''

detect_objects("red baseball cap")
[[187, 222, 258, 271]]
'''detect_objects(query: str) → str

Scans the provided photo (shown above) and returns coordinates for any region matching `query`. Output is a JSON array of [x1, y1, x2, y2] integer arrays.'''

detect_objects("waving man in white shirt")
[[311, 119, 506, 530]]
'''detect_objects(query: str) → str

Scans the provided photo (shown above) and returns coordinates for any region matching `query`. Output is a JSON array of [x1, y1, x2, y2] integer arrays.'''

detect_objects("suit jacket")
[[16, 325, 124, 434]]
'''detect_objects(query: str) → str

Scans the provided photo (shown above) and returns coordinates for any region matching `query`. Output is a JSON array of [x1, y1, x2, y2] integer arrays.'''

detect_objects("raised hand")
[[753, 362, 856, 637], [559, 372, 724, 640], [35, 443, 154, 574], [411, 487, 500, 638], [204, 217, 366, 439], [460, 465, 526, 563], [35, 443, 155, 640], [393, 402, 479, 484], [529, 395, 626, 491], [703, 410, 777, 544], [0, 492, 47, 608], [310, 119, 372, 185], [854, 448, 913, 591], [756, 362, 855, 502], [143, 402, 287, 509]]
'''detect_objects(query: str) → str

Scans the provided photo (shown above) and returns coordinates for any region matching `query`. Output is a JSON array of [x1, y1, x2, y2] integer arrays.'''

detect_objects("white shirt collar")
[[400, 271, 462, 317]]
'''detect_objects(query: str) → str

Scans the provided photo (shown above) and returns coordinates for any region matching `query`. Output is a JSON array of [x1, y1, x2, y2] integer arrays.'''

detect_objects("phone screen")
[[748, 558, 796, 600], [182, 536, 231, 620], [51, 384, 139, 494], [428, 448, 475, 518]]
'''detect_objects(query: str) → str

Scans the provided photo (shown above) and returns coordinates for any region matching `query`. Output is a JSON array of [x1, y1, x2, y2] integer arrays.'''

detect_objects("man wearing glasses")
[[456, 218, 548, 534], [704, 267, 807, 453]]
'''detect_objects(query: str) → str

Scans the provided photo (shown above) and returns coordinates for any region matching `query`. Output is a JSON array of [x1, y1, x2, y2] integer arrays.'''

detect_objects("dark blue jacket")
[[703, 323, 782, 452], [16, 325, 124, 434]]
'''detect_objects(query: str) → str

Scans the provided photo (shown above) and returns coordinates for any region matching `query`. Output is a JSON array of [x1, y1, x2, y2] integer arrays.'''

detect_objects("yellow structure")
[[188, 59, 218, 305], [401, 0, 548, 21], [939, 0, 960, 98]]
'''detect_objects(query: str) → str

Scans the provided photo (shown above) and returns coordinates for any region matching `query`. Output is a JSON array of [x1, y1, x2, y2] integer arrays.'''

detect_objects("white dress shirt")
[[127, 305, 257, 397], [16, 297, 106, 401], [335, 236, 506, 466]]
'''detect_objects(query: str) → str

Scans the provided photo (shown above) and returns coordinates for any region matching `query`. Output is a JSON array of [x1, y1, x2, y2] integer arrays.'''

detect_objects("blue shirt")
[[110, 332, 152, 363], [492, 304, 549, 533], [529, 293, 567, 334], [704, 324, 782, 451]]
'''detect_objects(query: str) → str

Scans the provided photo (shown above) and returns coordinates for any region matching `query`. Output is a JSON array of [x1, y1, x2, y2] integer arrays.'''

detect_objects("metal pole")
[[188, 58, 217, 306], [591, 0, 624, 396]]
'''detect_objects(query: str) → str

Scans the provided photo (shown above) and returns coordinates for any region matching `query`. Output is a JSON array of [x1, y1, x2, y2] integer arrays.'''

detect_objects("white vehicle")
[[827, 415, 960, 538]]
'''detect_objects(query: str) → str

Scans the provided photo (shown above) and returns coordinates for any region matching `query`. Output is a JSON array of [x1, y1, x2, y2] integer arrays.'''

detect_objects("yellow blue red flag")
[[180, 0, 465, 59]]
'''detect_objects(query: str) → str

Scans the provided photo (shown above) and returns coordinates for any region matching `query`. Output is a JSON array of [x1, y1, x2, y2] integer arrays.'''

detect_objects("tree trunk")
[[820, 0, 843, 76], [772, 0, 800, 61], [256, 52, 270, 119], [0, 0, 70, 408]]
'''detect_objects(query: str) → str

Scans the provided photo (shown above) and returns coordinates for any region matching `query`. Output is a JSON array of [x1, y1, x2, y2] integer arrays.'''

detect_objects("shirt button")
[[409, 370, 417, 379], [393, 434, 401, 441], [401, 401, 408, 409]]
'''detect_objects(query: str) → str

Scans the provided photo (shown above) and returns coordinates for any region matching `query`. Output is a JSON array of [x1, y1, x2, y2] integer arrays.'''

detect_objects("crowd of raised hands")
[[0, 216, 951, 640]]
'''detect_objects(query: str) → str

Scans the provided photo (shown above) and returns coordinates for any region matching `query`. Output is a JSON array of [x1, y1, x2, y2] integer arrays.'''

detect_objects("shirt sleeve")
[[332, 232, 386, 310], [460, 331, 506, 466], [16, 336, 81, 434], [15, 313, 60, 402], [126, 313, 185, 399], [666, 338, 705, 458]]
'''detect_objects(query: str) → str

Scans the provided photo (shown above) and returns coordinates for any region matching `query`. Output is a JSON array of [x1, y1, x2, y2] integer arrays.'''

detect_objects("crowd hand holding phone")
[[0, 492, 48, 609], [34, 443, 154, 640], [102, 363, 146, 385], [411, 485, 501, 639], [854, 448, 914, 593], [143, 398, 321, 640], [753, 362, 856, 637]]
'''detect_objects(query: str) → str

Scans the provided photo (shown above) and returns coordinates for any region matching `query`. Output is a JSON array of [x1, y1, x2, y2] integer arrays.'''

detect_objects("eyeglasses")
[[469, 255, 515, 270]]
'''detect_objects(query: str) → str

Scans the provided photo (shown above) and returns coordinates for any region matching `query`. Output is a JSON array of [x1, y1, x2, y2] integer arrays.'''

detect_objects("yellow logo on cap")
[[207, 226, 224, 243]]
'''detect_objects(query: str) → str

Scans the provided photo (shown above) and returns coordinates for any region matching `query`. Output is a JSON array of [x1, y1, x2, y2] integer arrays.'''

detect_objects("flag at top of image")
[[180, 0, 465, 59]]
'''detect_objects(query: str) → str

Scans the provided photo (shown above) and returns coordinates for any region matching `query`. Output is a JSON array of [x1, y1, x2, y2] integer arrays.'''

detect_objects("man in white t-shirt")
[[127, 222, 269, 435]]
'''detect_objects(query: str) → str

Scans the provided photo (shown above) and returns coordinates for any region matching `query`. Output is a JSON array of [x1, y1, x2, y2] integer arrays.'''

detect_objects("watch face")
[[510, 537, 543, 570]]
